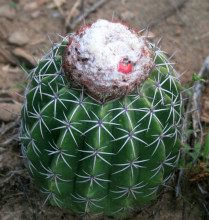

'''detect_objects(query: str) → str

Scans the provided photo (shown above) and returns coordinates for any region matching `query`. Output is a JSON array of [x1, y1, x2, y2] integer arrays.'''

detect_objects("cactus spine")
[[20, 19, 183, 217]]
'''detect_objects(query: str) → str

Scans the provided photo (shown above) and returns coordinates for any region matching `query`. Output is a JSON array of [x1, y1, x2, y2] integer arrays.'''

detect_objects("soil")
[[0, 0, 209, 219]]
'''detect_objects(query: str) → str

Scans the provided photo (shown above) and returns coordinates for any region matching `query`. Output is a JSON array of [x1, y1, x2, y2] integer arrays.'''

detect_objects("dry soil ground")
[[0, 0, 209, 219]]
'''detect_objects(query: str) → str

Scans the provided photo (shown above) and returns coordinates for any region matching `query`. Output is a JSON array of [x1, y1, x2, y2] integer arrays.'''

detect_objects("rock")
[[0, 64, 24, 89], [47, 0, 66, 8], [0, 103, 22, 121], [52, 10, 61, 18], [31, 11, 40, 18], [24, 0, 50, 11], [8, 32, 29, 46], [13, 48, 36, 67], [0, 4, 16, 19], [175, 28, 182, 36], [23, 2, 38, 11], [120, 11, 134, 21]]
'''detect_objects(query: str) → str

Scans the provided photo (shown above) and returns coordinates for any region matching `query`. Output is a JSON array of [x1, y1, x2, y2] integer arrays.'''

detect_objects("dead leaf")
[[47, 0, 66, 9], [12, 48, 37, 68], [54, 0, 66, 7]]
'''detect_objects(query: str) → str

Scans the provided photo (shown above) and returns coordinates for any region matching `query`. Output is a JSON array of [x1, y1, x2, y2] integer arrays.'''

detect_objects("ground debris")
[[188, 163, 209, 183]]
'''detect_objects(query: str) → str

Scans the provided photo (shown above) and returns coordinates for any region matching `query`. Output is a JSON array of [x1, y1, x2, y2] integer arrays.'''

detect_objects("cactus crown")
[[63, 19, 154, 102], [20, 19, 183, 218]]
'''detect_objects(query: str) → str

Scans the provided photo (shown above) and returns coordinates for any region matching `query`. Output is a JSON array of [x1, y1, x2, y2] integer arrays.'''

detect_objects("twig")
[[54, 0, 65, 17], [146, 0, 188, 29], [0, 133, 19, 146], [18, 176, 31, 203], [65, 0, 81, 27], [68, 0, 110, 30], [0, 45, 17, 65], [176, 56, 209, 197], [176, 93, 192, 197], [175, 167, 184, 197], [0, 97, 18, 103], [201, 202, 209, 216], [81, 0, 85, 13], [4, 170, 27, 183], [0, 146, 6, 153], [195, 30, 209, 40], [0, 120, 18, 137], [192, 56, 209, 144], [171, 0, 186, 24]]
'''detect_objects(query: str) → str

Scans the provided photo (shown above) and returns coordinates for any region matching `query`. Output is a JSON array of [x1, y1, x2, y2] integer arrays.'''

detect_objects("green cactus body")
[[20, 20, 183, 217]]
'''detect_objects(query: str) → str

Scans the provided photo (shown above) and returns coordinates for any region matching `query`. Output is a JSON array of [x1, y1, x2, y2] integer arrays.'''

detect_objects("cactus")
[[20, 19, 183, 217]]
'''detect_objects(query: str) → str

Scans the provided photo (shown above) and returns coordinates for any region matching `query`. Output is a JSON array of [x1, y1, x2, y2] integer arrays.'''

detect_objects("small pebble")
[[0, 4, 16, 19], [23, 2, 38, 11], [120, 11, 134, 21], [52, 10, 61, 18], [8, 32, 29, 46], [0, 103, 22, 122], [31, 11, 40, 18]]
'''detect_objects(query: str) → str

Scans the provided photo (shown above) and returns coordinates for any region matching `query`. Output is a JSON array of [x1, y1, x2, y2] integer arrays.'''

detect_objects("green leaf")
[[177, 158, 184, 167], [192, 72, 206, 82], [203, 132, 209, 162], [194, 142, 201, 154], [9, 81, 26, 89], [8, 2, 17, 9]]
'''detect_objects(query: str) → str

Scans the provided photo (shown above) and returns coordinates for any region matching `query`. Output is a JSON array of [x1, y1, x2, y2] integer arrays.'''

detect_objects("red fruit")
[[118, 61, 132, 74]]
